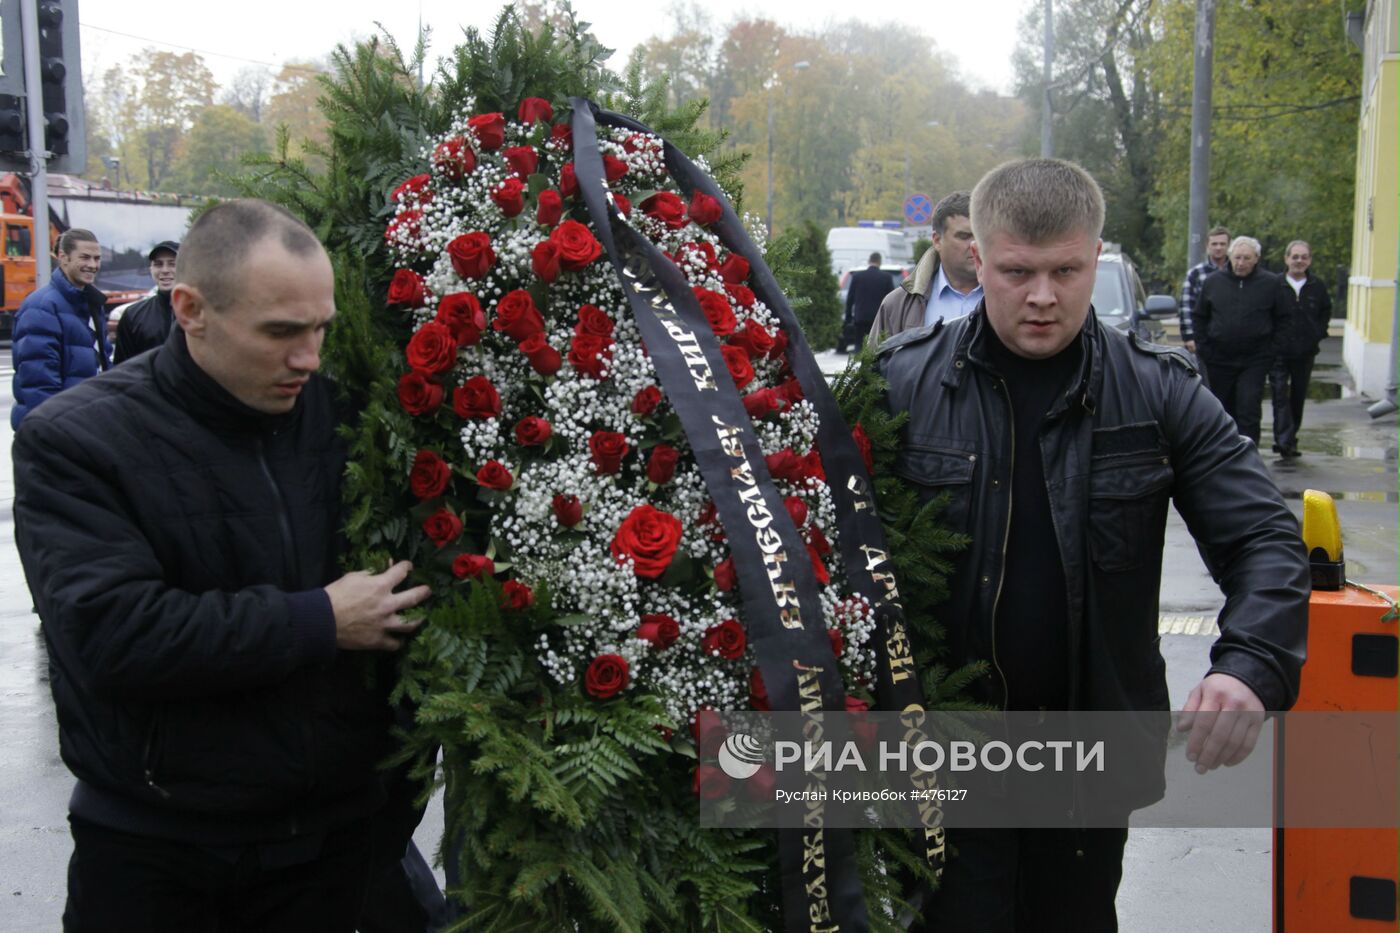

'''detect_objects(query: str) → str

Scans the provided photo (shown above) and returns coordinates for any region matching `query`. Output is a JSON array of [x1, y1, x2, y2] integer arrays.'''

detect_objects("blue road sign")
[[903, 193, 933, 226]]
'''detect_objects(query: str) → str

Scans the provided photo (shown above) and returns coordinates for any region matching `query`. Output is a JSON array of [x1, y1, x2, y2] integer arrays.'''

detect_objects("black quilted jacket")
[[13, 328, 391, 844]]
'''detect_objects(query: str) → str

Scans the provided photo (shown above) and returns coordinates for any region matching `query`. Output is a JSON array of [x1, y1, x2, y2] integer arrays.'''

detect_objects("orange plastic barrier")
[[1275, 583, 1399, 931]]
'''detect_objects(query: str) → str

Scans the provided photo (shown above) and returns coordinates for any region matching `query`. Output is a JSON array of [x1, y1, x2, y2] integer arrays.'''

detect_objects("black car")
[[1094, 251, 1175, 343]]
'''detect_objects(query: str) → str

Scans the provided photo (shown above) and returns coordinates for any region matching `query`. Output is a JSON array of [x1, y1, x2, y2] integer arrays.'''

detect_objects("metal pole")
[[20, 0, 50, 287], [1040, 0, 1053, 157], [1186, 0, 1216, 269], [765, 92, 773, 236]]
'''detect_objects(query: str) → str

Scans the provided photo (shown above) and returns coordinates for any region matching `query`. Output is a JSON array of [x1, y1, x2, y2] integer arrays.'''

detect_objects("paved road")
[[0, 337, 1393, 931]]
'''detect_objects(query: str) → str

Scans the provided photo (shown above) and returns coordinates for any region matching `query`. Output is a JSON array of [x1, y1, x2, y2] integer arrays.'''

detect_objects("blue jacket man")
[[10, 229, 110, 429]]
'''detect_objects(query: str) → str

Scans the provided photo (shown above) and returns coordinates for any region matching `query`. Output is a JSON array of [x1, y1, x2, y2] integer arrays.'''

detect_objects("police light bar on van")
[[856, 220, 903, 229]]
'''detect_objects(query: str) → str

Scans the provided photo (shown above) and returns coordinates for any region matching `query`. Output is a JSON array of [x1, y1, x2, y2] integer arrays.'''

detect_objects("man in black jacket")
[[880, 160, 1308, 932], [1192, 236, 1287, 444], [113, 239, 179, 364], [840, 252, 891, 350], [14, 200, 433, 932], [1269, 240, 1333, 457]]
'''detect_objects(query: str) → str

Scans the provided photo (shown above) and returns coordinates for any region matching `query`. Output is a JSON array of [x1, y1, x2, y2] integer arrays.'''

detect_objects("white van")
[[825, 224, 914, 277]]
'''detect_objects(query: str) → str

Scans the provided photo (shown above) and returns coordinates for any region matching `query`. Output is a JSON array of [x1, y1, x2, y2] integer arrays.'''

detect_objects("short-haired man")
[[840, 251, 892, 352], [879, 160, 1307, 931], [1269, 240, 1332, 458], [1179, 224, 1230, 355], [14, 200, 433, 931], [113, 240, 179, 364], [10, 229, 109, 428], [1193, 236, 1287, 446], [868, 191, 981, 344]]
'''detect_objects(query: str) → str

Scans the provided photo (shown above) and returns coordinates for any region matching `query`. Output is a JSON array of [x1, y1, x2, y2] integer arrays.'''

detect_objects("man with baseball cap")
[[113, 240, 180, 364]]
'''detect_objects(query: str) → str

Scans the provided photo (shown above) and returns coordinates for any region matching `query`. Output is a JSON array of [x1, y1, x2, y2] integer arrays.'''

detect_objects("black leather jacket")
[[879, 307, 1308, 715], [113, 290, 174, 365]]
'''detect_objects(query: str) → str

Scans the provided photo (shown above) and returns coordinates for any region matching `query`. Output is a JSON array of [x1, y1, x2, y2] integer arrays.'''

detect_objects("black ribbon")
[[571, 99, 941, 932]]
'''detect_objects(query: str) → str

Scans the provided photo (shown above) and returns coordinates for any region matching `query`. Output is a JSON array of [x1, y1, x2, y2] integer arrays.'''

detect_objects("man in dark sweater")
[[113, 240, 179, 364], [1192, 236, 1287, 444], [1269, 240, 1333, 457], [880, 160, 1307, 931], [14, 200, 433, 931]]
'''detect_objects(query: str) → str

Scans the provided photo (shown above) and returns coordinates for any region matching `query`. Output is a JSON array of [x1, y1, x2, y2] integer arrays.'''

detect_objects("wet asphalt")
[[0, 335, 1394, 931]]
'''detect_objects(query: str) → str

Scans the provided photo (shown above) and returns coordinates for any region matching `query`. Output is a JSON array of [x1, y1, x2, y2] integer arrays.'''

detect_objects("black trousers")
[[1270, 355, 1315, 453], [63, 816, 376, 933], [916, 827, 1129, 933], [1204, 356, 1270, 444]]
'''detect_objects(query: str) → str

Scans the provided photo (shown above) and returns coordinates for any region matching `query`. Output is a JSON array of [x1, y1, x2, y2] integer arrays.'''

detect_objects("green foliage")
[[911, 237, 932, 266], [771, 221, 842, 351]]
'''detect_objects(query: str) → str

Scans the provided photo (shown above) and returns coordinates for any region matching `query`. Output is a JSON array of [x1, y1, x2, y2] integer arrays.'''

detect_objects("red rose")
[[513, 415, 552, 446], [808, 542, 830, 585], [701, 618, 747, 660], [845, 695, 870, 713], [769, 328, 790, 360], [568, 334, 613, 379], [584, 653, 629, 699], [447, 232, 495, 279], [492, 177, 526, 217], [518, 333, 562, 376], [492, 290, 546, 342], [807, 524, 832, 556], [724, 284, 756, 308], [575, 304, 615, 338], [719, 254, 750, 284], [500, 579, 535, 609], [536, 189, 563, 226], [640, 191, 689, 229], [750, 668, 770, 711], [549, 220, 602, 271], [682, 241, 717, 268], [405, 322, 458, 375], [637, 613, 680, 650], [646, 443, 680, 484], [720, 344, 755, 389], [453, 375, 501, 419], [776, 377, 805, 405], [552, 493, 583, 527], [697, 500, 718, 526], [550, 123, 573, 149], [729, 318, 775, 358], [801, 449, 826, 482], [688, 191, 723, 226], [559, 162, 579, 197], [423, 507, 463, 547], [392, 173, 432, 203], [452, 553, 495, 580], [398, 371, 445, 416], [714, 558, 736, 592], [531, 240, 562, 283], [743, 388, 783, 419], [388, 269, 426, 307], [693, 764, 731, 800], [603, 154, 629, 181], [589, 431, 630, 474], [410, 450, 452, 500], [610, 193, 631, 218], [503, 145, 539, 178], [611, 504, 684, 578], [435, 292, 486, 346], [765, 448, 806, 483], [518, 97, 554, 123], [852, 423, 874, 473], [828, 628, 845, 657], [476, 460, 514, 490], [432, 137, 476, 179], [385, 209, 422, 247], [631, 386, 662, 416], [467, 112, 506, 150], [692, 287, 736, 336]]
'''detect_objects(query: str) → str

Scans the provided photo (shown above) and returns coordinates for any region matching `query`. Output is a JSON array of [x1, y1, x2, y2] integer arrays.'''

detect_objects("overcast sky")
[[81, 0, 1029, 95]]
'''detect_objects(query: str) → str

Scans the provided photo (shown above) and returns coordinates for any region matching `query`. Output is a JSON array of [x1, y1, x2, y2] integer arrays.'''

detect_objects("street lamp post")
[[765, 60, 809, 236]]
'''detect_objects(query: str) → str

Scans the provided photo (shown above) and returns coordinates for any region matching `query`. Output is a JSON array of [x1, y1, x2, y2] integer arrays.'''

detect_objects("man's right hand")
[[325, 561, 432, 651], [1184, 340, 1197, 353]]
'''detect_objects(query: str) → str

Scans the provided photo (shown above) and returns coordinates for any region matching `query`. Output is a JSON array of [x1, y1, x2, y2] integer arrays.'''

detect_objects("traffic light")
[[37, 0, 85, 174], [0, 95, 23, 153]]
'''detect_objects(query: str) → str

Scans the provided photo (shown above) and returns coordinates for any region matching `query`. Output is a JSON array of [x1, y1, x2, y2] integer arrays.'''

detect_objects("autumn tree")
[[167, 105, 268, 196], [222, 66, 273, 123], [131, 50, 218, 189], [264, 60, 332, 169]]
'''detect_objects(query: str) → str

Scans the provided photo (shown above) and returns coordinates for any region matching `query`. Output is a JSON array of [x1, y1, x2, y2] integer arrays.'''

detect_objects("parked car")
[[1094, 250, 1175, 343], [835, 265, 908, 352]]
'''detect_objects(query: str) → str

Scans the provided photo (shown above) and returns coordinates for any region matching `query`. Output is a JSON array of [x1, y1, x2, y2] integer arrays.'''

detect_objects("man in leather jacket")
[[879, 160, 1308, 932], [14, 200, 434, 931]]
